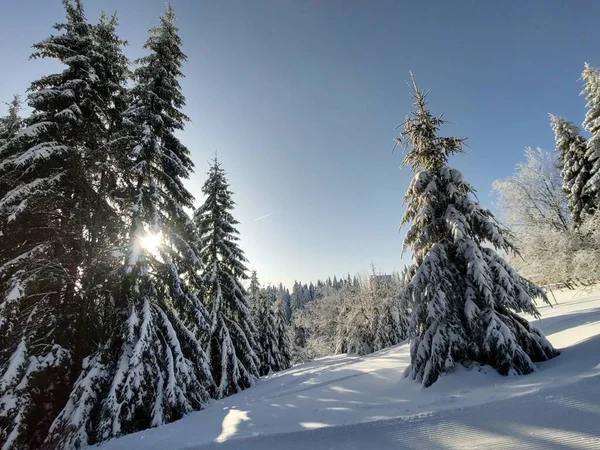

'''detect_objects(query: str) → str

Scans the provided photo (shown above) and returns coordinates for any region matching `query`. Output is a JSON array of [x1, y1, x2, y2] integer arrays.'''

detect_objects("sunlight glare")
[[139, 232, 162, 253]]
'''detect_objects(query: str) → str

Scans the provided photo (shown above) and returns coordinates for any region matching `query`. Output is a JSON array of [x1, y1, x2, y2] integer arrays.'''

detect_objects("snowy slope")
[[96, 288, 600, 449]]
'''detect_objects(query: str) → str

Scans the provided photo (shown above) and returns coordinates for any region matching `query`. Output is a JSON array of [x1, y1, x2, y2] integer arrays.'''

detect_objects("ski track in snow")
[[96, 288, 600, 450], [198, 376, 600, 450]]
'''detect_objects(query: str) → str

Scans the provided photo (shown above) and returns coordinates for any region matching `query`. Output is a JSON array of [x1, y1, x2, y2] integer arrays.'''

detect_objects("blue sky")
[[2, 0, 599, 288]]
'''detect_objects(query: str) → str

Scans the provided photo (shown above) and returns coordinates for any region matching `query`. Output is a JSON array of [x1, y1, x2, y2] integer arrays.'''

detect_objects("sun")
[[139, 232, 162, 253]]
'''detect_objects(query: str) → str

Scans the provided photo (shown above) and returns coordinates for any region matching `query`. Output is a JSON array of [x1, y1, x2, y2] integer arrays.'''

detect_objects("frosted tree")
[[581, 64, 600, 211], [0, 1, 121, 447], [573, 210, 600, 282], [492, 147, 570, 233], [398, 79, 559, 387], [290, 286, 340, 358], [340, 286, 375, 355], [291, 273, 409, 358], [551, 115, 594, 225], [372, 274, 407, 351], [195, 158, 260, 398], [47, 6, 213, 448], [373, 296, 405, 351]]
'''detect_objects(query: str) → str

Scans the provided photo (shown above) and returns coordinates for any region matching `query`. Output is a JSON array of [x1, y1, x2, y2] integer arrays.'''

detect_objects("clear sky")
[[1, 0, 599, 288]]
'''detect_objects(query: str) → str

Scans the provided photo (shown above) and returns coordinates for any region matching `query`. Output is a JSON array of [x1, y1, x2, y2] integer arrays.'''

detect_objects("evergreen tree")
[[291, 281, 301, 311], [551, 115, 595, 225], [0, 96, 23, 211], [48, 6, 213, 447], [0, 96, 22, 146], [195, 158, 260, 398], [253, 289, 279, 375], [273, 298, 292, 370], [277, 283, 292, 322], [248, 271, 261, 312], [0, 2, 122, 447], [581, 64, 600, 211], [398, 79, 558, 387], [78, 9, 131, 359]]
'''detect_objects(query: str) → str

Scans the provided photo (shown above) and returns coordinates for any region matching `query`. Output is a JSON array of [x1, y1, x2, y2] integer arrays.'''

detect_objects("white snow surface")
[[96, 288, 600, 449]]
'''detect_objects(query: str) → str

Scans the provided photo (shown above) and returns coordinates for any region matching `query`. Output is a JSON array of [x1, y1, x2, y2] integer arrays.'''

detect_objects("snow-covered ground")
[[96, 288, 600, 449]]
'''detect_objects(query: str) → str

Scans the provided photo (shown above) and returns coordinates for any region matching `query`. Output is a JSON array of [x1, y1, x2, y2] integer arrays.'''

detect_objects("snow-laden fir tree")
[[291, 281, 302, 311], [272, 297, 292, 370], [253, 288, 291, 375], [47, 5, 213, 448], [248, 273, 270, 374], [248, 270, 261, 313], [195, 158, 260, 398], [76, 10, 131, 351], [0, 96, 23, 215], [0, 96, 22, 147], [551, 115, 595, 225], [0, 2, 126, 447], [277, 283, 293, 322], [398, 79, 559, 387], [581, 64, 600, 212]]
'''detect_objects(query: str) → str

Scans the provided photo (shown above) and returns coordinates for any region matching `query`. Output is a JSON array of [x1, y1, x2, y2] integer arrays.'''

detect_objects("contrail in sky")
[[254, 212, 274, 221]]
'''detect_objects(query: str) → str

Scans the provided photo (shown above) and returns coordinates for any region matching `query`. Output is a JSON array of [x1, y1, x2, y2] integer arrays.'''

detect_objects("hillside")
[[96, 288, 600, 450]]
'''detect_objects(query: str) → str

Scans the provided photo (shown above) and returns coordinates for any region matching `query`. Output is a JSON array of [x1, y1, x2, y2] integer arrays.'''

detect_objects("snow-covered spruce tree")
[[398, 80, 559, 387], [253, 289, 277, 376], [0, 96, 22, 147], [248, 274, 268, 374], [195, 158, 260, 398], [68, 9, 132, 365], [291, 281, 302, 312], [248, 270, 261, 313], [581, 64, 600, 212], [47, 5, 213, 448], [551, 115, 595, 225], [0, 96, 23, 209], [0, 1, 125, 447], [279, 285, 293, 322], [272, 297, 292, 370], [253, 288, 291, 375]]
